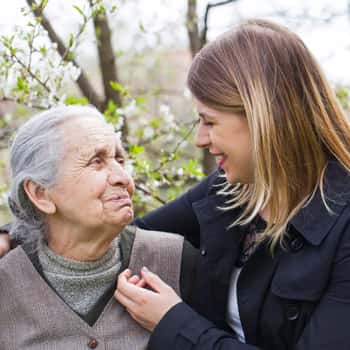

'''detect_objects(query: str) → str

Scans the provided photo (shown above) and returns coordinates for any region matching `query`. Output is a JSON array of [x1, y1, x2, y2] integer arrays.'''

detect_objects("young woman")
[[115, 19, 350, 349]]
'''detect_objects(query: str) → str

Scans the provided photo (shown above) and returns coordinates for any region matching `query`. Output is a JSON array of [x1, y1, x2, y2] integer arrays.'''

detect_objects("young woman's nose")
[[195, 123, 210, 148]]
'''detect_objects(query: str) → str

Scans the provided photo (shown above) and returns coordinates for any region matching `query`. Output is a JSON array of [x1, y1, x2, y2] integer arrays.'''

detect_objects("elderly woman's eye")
[[116, 157, 125, 165], [90, 157, 103, 166]]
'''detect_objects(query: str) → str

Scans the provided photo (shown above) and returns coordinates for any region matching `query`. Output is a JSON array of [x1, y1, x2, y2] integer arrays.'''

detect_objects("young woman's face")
[[195, 99, 254, 184]]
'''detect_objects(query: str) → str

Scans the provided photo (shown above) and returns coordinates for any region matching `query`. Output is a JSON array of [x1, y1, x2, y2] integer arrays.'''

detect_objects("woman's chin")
[[106, 206, 134, 226]]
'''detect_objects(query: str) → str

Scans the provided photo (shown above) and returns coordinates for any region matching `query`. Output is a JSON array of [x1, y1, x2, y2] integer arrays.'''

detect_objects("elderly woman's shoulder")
[[0, 245, 27, 279]]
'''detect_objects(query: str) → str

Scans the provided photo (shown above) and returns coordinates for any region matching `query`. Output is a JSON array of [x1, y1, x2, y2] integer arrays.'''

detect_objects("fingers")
[[136, 278, 146, 287], [114, 288, 138, 310], [140, 266, 169, 293], [115, 267, 182, 332], [128, 275, 141, 285], [119, 268, 132, 280], [116, 269, 156, 301]]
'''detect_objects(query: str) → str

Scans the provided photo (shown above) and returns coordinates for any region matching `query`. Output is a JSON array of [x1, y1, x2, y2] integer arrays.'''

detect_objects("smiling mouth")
[[105, 194, 132, 207], [214, 155, 227, 168]]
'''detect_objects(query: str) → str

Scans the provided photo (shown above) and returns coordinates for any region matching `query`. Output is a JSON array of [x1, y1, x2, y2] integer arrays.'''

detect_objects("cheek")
[[82, 171, 109, 195]]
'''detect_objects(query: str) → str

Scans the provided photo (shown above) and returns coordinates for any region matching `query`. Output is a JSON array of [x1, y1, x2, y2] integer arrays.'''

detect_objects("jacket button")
[[200, 248, 207, 256], [289, 236, 304, 252], [286, 303, 300, 321], [87, 338, 98, 349]]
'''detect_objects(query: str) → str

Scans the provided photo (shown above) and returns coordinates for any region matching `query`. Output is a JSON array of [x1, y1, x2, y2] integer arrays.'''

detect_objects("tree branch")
[[0, 96, 46, 110], [135, 184, 166, 205], [26, 0, 104, 109], [201, 0, 237, 44], [88, 0, 127, 139], [186, 0, 201, 57], [88, 2, 121, 107]]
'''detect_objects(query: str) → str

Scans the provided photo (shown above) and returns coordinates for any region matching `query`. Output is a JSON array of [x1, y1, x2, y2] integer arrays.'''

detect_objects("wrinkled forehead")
[[60, 116, 123, 157]]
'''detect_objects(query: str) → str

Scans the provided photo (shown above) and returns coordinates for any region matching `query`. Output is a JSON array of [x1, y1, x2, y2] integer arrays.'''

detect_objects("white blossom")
[[115, 115, 124, 131], [143, 126, 155, 139], [183, 87, 192, 100], [125, 159, 134, 176], [0, 23, 82, 108], [177, 167, 184, 176], [159, 104, 170, 115], [117, 99, 138, 117], [3, 113, 12, 123], [159, 103, 175, 123]]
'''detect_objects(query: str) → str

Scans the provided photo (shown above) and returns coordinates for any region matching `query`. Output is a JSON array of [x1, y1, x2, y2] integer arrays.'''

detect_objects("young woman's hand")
[[115, 267, 182, 331], [0, 234, 10, 257]]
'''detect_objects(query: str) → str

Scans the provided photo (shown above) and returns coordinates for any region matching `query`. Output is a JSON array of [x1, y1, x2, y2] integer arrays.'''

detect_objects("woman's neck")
[[46, 219, 123, 261]]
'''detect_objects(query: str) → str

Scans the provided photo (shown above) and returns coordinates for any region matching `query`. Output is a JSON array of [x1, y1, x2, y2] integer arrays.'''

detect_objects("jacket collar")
[[290, 159, 350, 245]]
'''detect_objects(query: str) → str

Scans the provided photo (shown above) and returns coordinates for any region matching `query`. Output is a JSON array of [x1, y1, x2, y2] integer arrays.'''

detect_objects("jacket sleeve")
[[148, 303, 260, 350], [134, 170, 220, 248]]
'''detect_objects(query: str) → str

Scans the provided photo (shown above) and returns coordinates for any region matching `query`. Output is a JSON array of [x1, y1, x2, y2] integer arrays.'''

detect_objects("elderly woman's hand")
[[0, 234, 10, 257], [115, 267, 182, 331]]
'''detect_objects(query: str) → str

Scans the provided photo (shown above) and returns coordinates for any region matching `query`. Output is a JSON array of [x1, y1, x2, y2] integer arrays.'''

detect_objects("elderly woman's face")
[[48, 116, 134, 232]]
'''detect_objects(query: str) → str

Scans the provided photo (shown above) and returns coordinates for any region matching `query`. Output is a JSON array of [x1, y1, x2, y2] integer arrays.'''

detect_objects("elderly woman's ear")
[[23, 180, 56, 215]]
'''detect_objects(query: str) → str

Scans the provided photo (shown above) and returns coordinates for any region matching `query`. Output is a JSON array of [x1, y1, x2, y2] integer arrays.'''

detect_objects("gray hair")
[[8, 105, 106, 243]]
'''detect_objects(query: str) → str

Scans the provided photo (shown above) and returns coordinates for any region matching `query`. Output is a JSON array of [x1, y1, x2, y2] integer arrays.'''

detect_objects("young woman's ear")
[[23, 180, 56, 215]]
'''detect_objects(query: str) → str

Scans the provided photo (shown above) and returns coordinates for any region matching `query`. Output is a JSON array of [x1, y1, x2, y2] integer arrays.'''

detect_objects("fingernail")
[[142, 266, 149, 273]]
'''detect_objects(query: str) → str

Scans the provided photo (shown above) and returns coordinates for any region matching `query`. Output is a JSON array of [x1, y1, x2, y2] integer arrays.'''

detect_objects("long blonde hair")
[[187, 19, 350, 249]]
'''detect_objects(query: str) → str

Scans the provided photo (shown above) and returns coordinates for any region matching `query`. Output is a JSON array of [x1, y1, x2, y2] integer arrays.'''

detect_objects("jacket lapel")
[[192, 193, 243, 326], [237, 244, 281, 345]]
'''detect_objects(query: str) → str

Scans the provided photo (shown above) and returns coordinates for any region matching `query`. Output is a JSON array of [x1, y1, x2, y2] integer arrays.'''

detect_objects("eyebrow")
[[198, 112, 215, 120], [91, 142, 125, 158]]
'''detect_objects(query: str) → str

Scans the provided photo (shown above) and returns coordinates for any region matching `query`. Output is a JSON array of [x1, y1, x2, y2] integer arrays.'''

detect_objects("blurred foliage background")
[[1, 0, 350, 224]]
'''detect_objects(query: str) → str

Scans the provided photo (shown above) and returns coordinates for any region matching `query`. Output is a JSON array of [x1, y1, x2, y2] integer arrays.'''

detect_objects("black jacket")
[[136, 160, 350, 350]]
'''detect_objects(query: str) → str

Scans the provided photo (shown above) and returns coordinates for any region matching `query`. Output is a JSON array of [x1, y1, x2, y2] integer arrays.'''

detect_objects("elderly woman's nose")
[[108, 162, 131, 186]]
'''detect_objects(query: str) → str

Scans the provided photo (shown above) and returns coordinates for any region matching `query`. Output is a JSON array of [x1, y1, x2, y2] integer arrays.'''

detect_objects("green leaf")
[[65, 96, 89, 105], [68, 34, 74, 48], [40, 46, 47, 55], [135, 96, 146, 105], [110, 81, 128, 96], [150, 118, 160, 128], [73, 5, 84, 17], [139, 22, 146, 32], [40, 0, 49, 10], [129, 144, 145, 155], [66, 52, 75, 61], [16, 77, 29, 93]]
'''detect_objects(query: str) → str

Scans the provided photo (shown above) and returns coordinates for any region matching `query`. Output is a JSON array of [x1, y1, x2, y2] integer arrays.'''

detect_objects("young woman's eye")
[[199, 117, 213, 127], [202, 120, 214, 127]]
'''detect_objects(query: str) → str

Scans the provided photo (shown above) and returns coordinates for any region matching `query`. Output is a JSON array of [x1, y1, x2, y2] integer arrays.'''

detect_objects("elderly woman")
[[0, 105, 195, 349]]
